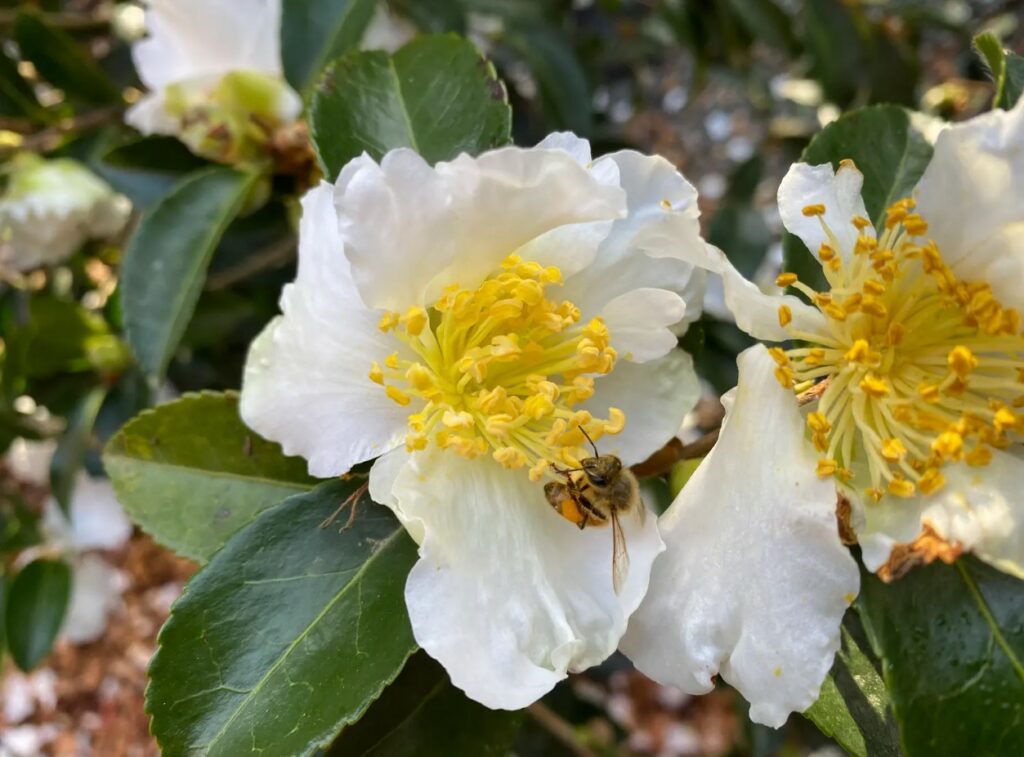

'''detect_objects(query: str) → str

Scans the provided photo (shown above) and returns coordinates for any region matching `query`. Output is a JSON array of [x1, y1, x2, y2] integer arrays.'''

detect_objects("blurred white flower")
[[360, 5, 417, 53], [5, 439, 132, 645], [625, 97, 1024, 726], [241, 133, 707, 709], [127, 0, 302, 163], [0, 155, 130, 273]]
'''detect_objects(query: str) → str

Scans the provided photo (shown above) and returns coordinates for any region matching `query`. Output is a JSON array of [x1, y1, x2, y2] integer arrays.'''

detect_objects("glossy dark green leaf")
[[804, 612, 899, 757], [975, 32, 1024, 110], [147, 480, 419, 756], [802, 0, 862, 106], [0, 495, 43, 553], [50, 385, 107, 514], [13, 11, 121, 105], [311, 34, 511, 177], [782, 105, 935, 291], [5, 559, 72, 672], [103, 392, 316, 562], [724, 0, 796, 54], [122, 167, 258, 379], [502, 22, 591, 135], [96, 136, 210, 210], [0, 45, 45, 118], [859, 557, 1024, 756], [327, 652, 523, 756], [281, 0, 379, 91], [1005, 53, 1024, 109]]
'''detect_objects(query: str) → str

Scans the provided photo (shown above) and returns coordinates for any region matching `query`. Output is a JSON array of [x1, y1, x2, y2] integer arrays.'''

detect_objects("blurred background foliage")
[[0, 0, 1021, 755]]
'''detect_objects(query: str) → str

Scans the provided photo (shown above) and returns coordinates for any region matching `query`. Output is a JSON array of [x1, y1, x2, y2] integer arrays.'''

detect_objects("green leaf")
[[859, 557, 1024, 756], [281, 0, 379, 91], [724, 0, 796, 54], [5, 559, 72, 671], [96, 136, 210, 210], [13, 11, 121, 105], [0, 495, 43, 553], [1005, 53, 1024, 109], [0, 574, 6, 654], [782, 105, 934, 291], [804, 612, 899, 757], [501, 22, 592, 135], [974, 32, 1024, 110], [0, 45, 45, 119], [50, 385, 107, 514], [327, 652, 524, 756], [122, 167, 258, 379], [311, 34, 511, 178], [103, 391, 316, 563], [147, 480, 419, 756]]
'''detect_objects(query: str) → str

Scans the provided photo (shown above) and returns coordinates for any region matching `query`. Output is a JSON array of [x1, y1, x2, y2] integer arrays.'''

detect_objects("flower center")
[[371, 255, 625, 480], [771, 195, 1024, 501]]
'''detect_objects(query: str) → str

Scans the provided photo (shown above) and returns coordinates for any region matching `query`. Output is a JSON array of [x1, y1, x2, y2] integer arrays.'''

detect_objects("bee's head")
[[582, 455, 621, 486]]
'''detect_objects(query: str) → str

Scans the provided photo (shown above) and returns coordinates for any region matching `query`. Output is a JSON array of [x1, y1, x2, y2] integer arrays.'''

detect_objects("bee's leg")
[[577, 513, 589, 530], [319, 480, 368, 531]]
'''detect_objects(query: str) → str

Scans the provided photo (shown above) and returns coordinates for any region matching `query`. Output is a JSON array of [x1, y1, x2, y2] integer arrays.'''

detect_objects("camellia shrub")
[[1, 1, 1022, 755]]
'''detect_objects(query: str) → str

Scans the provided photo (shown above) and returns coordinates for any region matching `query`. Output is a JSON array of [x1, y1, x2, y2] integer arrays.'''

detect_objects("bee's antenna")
[[579, 426, 599, 457]]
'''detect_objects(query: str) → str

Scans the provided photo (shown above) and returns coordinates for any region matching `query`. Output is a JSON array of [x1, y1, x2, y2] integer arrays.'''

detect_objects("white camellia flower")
[[6, 439, 133, 644], [241, 133, 707, 708], [0, 154, 130, 273], [624, 98, 1024, 726], [127, 0, 302, 163]]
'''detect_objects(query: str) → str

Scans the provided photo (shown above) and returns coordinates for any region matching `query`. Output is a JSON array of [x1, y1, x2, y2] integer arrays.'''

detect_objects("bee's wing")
[[611, 512, 630, 595]]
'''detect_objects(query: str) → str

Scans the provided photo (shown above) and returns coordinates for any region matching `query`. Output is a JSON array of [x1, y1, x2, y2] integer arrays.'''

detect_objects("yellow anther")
[[818, 243, 836, 262], [859, 374, 890, 397], [402, 306, 428, 336], [805, 348, 827, 366], [368, 362, 385, 385], [917, 383, 941, 403], [768, 347, 789, 365], [948, 346, 978, 379], [903, 214, 928, 236], [824, 304, 848, 322], [493, 446, 528, 469], [816, 459, 837, 477], [776, 272, 798, 288], [887, 323, 905, 346], [887, 478, 916, 497], [659, 198, 672, 210], [442, 410, 475, 430], [778, 305, 793, 327], [861, 297, 888, 318], [807, 411, 831, 433], [966, 446, 993, 467], [405, 364, 435, 393], [851, 215, 871, 230], [501, 254, 522, 269], [866, 487, 885, 502], [881, 438, 907, 463], [862, 279, 886, 296], [405, 433, 428, 452], [775, 366, 795, 389], [993, 407, 1017, 432], [802, 204, 826, 217], [528, 459, 550, 481], [917, 468, 946, 495], [385, 352, 400, 370], [378, 311, 400, 332], [931, 430, 964, 460], [386, 386, 412, 406], [844, 339, 871, 364], [522, 393, 555, 420], [605, 407, 626, 435], [541, 266, 562, 284]]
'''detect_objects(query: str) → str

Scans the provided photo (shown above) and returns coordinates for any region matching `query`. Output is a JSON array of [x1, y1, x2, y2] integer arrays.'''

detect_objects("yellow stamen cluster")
[[372, 255, 625, 479], [771, 193, 1024, 500]]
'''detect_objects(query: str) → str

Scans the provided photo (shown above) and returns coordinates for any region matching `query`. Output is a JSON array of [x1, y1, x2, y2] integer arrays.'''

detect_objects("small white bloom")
[[5, 439, 132, 645], [241, 134, 708, 708], [626, 97, 1024, 726], [0, 155, 130, 273], [127, 0, 301, 163]]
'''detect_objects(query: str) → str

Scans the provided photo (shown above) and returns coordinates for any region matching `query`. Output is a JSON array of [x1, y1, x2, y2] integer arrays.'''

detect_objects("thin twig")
[[631, 428, 720, 478], [205, 238, 297, 290], [526, 702, 599, 757], [1, 106, 125, 154]]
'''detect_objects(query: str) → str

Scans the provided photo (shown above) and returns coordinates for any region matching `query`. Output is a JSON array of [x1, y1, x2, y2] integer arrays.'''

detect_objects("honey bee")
[[544, 428, 644, 595]]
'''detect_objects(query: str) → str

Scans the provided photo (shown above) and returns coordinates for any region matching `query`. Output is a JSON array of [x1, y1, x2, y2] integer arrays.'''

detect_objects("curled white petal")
[[240, 183, 408, 477], [915, 97, 1024, 311], [372, 448, 663, 709], [778, 161, 871, 262], [622, 345, 859, 727], [860, 449, 1024, 579]]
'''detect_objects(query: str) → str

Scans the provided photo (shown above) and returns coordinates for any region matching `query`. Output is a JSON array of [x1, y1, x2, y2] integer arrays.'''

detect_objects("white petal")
[[535, 132, 593, 164], [622, 345, 859, 727], [600, 288, 686, 362], [61, 555, 126, 644], [560, 151, 707, 327], [583, 350, 699, 466], [241, 183, 408, 477], [778, 161, 871, 260], [860, 449, 1024, 579], [381, 449, 663, 709], [134, 0, 286, 90], [46, 474, 133, 552], [915, 98, 1024, 311]]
